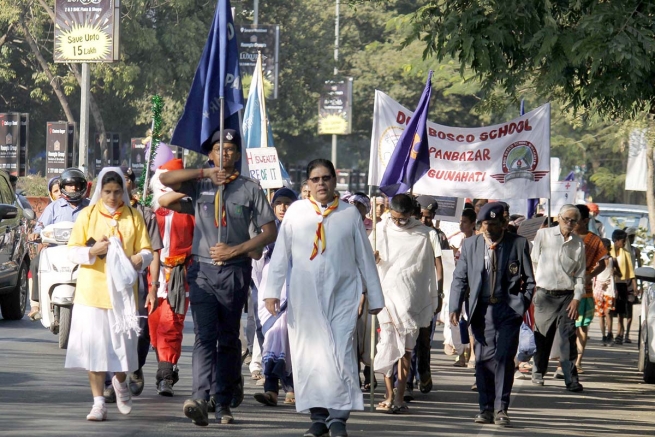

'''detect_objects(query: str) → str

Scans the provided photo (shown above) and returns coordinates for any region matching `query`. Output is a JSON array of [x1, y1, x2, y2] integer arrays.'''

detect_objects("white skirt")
[[65, 303, 138, 372]]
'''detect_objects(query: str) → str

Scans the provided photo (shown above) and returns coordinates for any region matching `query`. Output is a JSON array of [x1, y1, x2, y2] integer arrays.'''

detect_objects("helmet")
[[59, 168, 88, 204]]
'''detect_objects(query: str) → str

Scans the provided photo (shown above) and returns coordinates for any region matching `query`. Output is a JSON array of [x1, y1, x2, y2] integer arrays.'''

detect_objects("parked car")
[[0, 171, 32, 320], [595, 203, 649, 237], [636, 266, 655, 383]]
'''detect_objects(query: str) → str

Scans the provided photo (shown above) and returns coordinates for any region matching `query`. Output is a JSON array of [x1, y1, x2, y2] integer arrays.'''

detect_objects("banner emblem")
[[491, 141, 549, 184]]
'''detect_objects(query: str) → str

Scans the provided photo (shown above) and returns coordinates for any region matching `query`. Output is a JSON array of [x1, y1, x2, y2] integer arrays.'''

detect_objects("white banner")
[[625, 129, 648, 191], [245, 147, 283, 189], [368, 90, 551, 199], [549, 181, 578, 214]]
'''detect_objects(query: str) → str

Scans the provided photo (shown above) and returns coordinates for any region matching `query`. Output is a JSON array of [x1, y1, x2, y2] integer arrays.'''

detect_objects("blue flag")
[[170, 0, 244, 154], [242, 53, 290, 181], [379, 71, 433, 196]]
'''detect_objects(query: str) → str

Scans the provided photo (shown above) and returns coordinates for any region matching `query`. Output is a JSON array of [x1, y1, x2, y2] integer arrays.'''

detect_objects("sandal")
[[376, 401, 392, 412], [518, 362, 533, 374], [391, 403, 409, 414], [284, 392, 295, 405], [28, 308, 41, 321], [251, 371, 263, 380], [362, 381, 378, 391]]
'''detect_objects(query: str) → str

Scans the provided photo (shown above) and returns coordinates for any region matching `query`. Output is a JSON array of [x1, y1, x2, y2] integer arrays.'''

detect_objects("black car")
[[0, 171, 32, 320]]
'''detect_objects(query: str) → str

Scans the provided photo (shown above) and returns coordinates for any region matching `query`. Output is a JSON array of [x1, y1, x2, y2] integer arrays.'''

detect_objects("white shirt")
[[531, 226, 586, 300], [428, 228, 443, 258]]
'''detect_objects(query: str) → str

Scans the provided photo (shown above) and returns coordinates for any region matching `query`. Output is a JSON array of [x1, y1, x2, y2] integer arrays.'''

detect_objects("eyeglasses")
[[559, 216, 578, 224], [308, 175, 333, 184], [391, 217, 409, 226]]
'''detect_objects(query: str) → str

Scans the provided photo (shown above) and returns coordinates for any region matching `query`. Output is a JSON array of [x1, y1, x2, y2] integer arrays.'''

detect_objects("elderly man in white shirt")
[[531, 204, 586, 392]]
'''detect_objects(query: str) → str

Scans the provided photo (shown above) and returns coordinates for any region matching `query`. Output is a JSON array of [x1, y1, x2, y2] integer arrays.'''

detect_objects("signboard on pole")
[[111, 133, 121, 166], [46, 121, 72, 179], [0, 113, 21, 174], [430, 196, 465, 223], [318, 78, 353, 135], [549, 180, 578, 214], [19, 114, 28, 176], [54, 0, 120, 63], [245, 147, 283, 189], [236, 24, 280, 99], [130, 138, 147, 176]]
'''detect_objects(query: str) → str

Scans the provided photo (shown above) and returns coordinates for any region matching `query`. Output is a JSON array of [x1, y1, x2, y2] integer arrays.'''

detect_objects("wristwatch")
[[150, 281, 161, 287]]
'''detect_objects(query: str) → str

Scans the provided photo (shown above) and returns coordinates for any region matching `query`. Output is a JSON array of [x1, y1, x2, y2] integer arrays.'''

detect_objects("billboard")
[[130, 138, 147, 177], [0, 113, 21, 174], [54, 0, 120, 63], [236, 24, 280, 99], [19, 114, 28, 176], [46, 121, 74, 179], [318, 78, 353, 135]]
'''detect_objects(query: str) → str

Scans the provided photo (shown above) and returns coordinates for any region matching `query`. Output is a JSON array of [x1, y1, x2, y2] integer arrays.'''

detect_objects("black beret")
[[208, 128, 241, 151], [416, 195, 438, 211], [477, 202, 505, 223]]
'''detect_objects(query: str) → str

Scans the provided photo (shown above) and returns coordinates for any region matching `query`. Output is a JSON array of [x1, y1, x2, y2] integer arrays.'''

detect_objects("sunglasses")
[[308, 175, 333, 184], [559, 216, 578, 224]]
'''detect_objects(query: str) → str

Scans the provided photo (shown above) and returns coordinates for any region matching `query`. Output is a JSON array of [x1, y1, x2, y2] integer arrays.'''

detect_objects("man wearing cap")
[[450, 202, 535, 426], [530, 204, 586, 392], [159, 129, 277, 427]]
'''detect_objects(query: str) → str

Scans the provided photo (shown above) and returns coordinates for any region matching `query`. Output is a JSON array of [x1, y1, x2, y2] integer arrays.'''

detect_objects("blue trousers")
[[188, 260, 251, 406], [470, 300, 522, 412]]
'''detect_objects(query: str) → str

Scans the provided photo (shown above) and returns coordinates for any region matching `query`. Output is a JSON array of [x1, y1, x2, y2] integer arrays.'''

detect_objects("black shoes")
[[494, 410, 511, 427], [304, 422, 329, 437], [474, 410, 494, 424], [329, 421, 348, 437], [157, 379, 174, 397], [418, 372, 433, 393], [129, 369, 145, 396], [216, 405, 234, 424], [183, 398, 209, 427], [566, 381, 584, 392], [230, 375, 245, 408]]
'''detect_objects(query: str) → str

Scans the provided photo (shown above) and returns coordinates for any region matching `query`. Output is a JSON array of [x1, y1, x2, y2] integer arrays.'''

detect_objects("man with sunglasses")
[[159, 129, 277, 427], [530, 204, 586, 393], [371, 194, 438, 414]]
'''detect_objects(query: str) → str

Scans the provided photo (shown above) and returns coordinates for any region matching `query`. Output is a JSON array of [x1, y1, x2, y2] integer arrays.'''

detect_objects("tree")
[[379, 0, 655, 262]]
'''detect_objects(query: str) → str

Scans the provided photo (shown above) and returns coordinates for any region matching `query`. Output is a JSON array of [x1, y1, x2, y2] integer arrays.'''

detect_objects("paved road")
[[1, 313, 654, 437]]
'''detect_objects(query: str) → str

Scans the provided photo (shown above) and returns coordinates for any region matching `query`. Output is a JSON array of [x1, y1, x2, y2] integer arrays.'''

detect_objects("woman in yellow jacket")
[[65, 167, 153, 421]]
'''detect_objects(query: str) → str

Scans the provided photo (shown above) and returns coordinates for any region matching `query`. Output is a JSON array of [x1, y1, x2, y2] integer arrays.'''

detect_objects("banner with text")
[[236, 24, 280, 99], [130, 138, 147, 177], [0, 113, 21, 174], [245, 147, 283, 189], [54, 0, 120, 62], [368, 91, 551, 199], [46, 121, 75, 179]]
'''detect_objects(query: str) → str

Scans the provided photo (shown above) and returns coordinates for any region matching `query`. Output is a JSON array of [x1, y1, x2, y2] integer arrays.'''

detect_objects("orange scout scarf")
[[99, 203, 125, 242], [214, 170, 240, 227], [309, 195, 339, 260]]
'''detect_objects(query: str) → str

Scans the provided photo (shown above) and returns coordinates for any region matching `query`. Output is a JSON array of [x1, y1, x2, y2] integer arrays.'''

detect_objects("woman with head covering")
[[48, 177, 61, 201], [65, 167, 153, 421], [254, 187, 297, 407]]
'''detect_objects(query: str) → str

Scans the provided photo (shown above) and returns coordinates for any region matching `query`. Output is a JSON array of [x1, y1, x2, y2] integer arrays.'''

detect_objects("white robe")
[[263, 200, 384, 413], [370, 218, 437, 375]]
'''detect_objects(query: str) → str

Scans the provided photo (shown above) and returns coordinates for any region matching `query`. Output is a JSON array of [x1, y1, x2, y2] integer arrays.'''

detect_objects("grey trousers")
[[532, 289, 578, 384], [310, 407, 350, 427]]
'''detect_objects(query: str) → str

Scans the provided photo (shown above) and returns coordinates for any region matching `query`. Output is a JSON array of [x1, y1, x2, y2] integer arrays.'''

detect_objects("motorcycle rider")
[[27, 168, 90, 320]]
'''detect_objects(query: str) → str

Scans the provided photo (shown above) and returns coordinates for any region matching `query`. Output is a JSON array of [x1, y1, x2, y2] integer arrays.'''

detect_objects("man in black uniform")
[[160, 129, 276, 427], [450, 203, 535, 427]]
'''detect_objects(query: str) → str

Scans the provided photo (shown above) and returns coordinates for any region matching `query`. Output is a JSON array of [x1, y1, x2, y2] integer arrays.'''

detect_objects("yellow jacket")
[[68, 203, 153, 309], [610, 246, 635, 282]]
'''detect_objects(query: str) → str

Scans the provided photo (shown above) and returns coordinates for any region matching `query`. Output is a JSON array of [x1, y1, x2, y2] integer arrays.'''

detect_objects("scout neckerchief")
[[309, 195, 339, 260], [99, 202, 125, 242], [482, 232, 504, 303], [214, 170, 240, 227]]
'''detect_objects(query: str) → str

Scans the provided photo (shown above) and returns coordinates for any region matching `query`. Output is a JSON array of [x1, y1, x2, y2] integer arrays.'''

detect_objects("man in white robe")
[[263, 159, 384, 437], [371, 194, 438, 412]]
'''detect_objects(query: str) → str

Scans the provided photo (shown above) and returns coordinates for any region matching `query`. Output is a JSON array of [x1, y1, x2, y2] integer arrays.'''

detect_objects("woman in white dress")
[[65, 167, 153, 421]]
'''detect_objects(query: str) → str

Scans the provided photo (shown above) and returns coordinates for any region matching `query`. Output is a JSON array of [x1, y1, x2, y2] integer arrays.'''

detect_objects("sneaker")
[[403, 388, 414, 402], [566, 381, 584, 392], [230, 375, 244, 408], [601, 335, 608, 346], [554, 367, 564, 379], [329, 421, 348, 437], [183, 398, 209, 427], [86, 404, 107, 421], [494, 410, 511, 427], [157, 379, 174, 397], [625, 337, 632, 344], [216, 405, 234, 424], [304, 422, 329, 437], [103, 385, 116, 404], [129, 369, 145, 396], [531, 374, 545, 386], [112, 376, 132, 415], [615, 335, 623, 345], [607, 333, 614, 347]]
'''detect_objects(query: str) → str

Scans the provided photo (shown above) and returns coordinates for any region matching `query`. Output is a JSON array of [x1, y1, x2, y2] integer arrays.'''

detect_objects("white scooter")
[[636, 266, 655, 383], [37, 221, 78, 349]]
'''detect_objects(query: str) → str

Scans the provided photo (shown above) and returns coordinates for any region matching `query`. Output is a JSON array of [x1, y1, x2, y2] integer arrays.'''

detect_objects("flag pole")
[[369, 186, 377, 412], [218, 97, 225, 245]]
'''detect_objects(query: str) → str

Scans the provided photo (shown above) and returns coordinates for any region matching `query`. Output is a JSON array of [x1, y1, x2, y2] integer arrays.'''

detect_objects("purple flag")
[[379, 71, 433, 196]]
